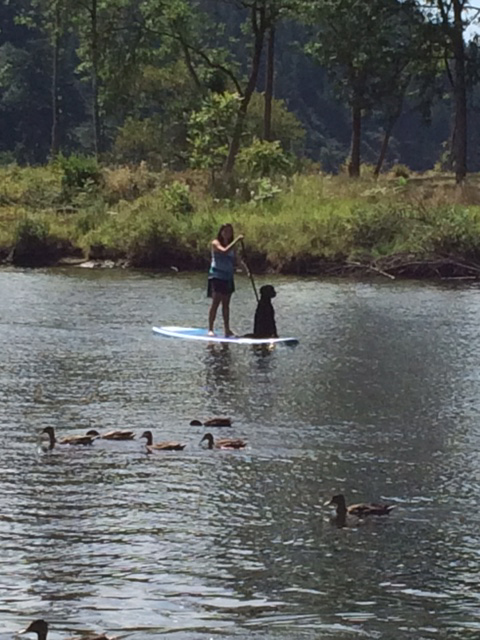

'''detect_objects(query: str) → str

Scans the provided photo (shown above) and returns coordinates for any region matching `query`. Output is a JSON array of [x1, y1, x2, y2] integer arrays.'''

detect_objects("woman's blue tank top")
[[209, 248, 234, 281]]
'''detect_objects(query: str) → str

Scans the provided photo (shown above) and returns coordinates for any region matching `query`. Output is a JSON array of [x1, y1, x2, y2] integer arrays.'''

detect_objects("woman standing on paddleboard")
[[207, 223, 243, 337]]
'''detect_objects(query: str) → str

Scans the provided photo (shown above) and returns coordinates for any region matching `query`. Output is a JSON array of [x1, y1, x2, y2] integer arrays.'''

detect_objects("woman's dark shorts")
[[207, 277, 235, 297]]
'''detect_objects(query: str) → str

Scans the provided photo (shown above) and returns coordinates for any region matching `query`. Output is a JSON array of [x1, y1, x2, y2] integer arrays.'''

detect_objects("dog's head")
[[259, 284, 276, 299]]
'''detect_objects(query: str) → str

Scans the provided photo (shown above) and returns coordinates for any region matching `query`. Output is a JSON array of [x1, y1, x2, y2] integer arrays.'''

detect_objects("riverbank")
[[2, 163, 480, 279]]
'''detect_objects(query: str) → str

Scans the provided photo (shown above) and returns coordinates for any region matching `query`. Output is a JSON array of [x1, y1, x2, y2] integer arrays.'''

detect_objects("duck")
[[326, 494, 395, 519], [86, 429, 135, 441], [140, 430, 186, 452], [203, 417, 232, 427], [41, 427, 96, 450], [200, 432, 246, 450], [18, 618, 115, 640], [189, 417, 232, 427]]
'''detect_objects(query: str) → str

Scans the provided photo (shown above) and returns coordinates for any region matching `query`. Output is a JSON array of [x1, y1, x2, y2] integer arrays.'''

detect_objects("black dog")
[[252, 284, 278, 338]]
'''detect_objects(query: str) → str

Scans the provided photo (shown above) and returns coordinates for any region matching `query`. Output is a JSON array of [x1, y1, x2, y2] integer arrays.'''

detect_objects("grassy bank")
[[2, 162, 480, 278]]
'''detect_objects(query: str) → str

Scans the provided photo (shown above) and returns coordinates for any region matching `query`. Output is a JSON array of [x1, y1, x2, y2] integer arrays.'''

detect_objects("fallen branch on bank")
[[305, 254, 480, 280]]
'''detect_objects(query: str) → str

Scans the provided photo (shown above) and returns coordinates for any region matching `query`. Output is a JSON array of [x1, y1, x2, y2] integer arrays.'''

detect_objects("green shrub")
[[12, 217, 53, 266], [237, 138, 293, 179], [162, 181, 193, 215], [391, 164, 410, 179], [347, 204, 409, 253], [113, 117, 165, 169], [188, 92, 241, 174], [103, 164, 159, 203], [425, 205, 480, 258], [57, 154, 101, 194], [0, 151, 16, 166], [249, 177, 282, 204]]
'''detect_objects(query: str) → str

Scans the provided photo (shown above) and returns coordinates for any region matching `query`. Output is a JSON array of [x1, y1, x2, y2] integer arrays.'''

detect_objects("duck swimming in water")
[[86, 429, 135, 441], [140, 430, 186, 452], [327, 494, 395, 518], [200, 432, 246, 450], [18, 619, 115, 640], [189, 417, 232, 427], [41, 427, 96, 450]]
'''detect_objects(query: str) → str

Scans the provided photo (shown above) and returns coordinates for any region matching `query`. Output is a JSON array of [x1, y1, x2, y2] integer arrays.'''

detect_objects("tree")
[[372, 13, 443, 176], [421, 1, 480, 182], [262, 1, 297, 141], [13, 0, 76, 158], [73, 0, 147, 156], [304, 0, 429, 177]]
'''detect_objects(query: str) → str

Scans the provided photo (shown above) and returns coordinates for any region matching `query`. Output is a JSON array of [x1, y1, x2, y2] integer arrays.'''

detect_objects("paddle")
[[240, 239, 259, 303]]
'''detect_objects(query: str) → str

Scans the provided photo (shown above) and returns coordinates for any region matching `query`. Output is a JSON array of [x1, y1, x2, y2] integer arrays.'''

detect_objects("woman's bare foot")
[[225, 331, 236, 338]]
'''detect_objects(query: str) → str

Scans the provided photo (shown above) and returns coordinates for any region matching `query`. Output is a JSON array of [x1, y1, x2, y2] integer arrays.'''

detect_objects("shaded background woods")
[[1, 0, 480, 176]]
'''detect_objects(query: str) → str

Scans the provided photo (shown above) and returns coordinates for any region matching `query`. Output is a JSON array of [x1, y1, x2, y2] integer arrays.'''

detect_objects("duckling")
[[200, 432, 246, 450], [18, 618, 115, 640], [140, 430, 186, 452], [86, 429, 135, 441], [41, 426, 95, 450], [326, 494, 395, 519]]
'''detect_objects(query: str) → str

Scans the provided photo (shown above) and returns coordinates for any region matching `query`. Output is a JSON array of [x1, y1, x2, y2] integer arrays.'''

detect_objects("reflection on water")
[[1, 269, 480, 638]]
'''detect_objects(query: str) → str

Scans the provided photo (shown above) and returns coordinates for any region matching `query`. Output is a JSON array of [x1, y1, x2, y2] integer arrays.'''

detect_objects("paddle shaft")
[[240, 240, 259, 303]]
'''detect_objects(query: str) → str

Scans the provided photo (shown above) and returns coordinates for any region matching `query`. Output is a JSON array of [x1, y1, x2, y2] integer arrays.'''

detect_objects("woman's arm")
[[212, 235, 244, 253]]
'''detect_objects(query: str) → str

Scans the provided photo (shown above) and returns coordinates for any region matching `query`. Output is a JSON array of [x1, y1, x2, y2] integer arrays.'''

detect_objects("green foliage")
[[103, 164, 159, 203], [391, 164, 410, 179], [4, 164, 480, 272], [244, 93, 306, 153], [0, 165, 62, 207], [12, 216, 52, 265], [250, 177, 283, 204], [113, 118, 166, 168], [188, 92, 241, 173], [0, 151, 16, 166], [237, 139, 293, 179], [57, 153, 101, 193], [346, 203, 410, 253], [161, 181, 193, 215], [424, 205, 480, 259]]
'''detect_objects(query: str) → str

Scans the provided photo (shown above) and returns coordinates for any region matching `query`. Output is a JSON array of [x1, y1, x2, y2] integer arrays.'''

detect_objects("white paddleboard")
[[152, 326, 299, 346]]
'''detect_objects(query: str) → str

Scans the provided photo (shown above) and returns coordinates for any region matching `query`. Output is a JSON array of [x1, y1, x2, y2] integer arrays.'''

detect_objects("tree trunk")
[[50, 0, 60, 158], [348, 104, 361, 177], [263, 24, 275, 141], [223, 7, 266, 175], [452, 0, 467, 183], [91, 0, 101, 157], [374, 104, 404, 178], [373, 126, 393, 178]]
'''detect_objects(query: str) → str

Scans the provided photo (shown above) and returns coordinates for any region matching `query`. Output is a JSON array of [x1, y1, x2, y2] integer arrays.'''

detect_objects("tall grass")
[[2, 164, 480, 270]]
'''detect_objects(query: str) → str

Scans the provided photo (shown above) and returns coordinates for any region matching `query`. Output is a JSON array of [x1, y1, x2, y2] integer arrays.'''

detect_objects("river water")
[[1, 268, 480, 639]]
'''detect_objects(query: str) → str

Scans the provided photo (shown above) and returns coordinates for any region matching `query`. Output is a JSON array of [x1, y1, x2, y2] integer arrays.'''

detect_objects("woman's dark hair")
[[217, 223, 234, 247]]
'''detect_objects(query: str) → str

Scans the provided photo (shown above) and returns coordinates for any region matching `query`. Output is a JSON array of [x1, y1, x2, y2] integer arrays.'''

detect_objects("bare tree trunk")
[[374, 126, 393, 178], [452, 0, 467, 183], [223, 6, 266, 175], [91, 0, 101, 157], [50, 0, 60, 158], [374, 105, 404, 178], [348, 104, 361, 177], [263, 24, 275, 141]]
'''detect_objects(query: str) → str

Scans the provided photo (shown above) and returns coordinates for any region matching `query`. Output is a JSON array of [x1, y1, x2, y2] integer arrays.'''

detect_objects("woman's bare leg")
[[222, 295, 233, 336], [208, 294, 222, 335]]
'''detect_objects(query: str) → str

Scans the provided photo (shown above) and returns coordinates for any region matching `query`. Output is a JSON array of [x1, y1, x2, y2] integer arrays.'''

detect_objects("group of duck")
[[40, 416, 247, 453], [40, 421, 396, 526], [25, 418, 396, 640]]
